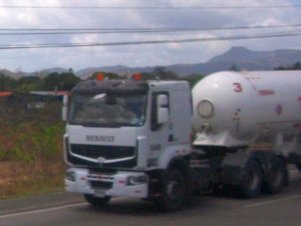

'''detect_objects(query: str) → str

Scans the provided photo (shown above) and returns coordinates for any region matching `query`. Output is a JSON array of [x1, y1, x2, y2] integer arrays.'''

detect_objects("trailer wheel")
[[155, 168, 186, 211], [296, 164, 301, 172], [84, 194, 111, 208], [240, 160, 262, 198], [263, 158, 287, 194]]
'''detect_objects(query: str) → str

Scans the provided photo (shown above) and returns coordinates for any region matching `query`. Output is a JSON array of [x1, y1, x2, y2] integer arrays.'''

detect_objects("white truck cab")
[[64, 78, 192, 209]]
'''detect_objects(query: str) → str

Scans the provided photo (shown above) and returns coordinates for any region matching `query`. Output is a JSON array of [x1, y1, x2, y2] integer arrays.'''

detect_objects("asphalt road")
[[1, 169, 301, 226]]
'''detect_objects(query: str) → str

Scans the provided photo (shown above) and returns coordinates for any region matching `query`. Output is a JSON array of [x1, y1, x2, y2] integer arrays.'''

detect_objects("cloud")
[[0, 0, 300, 72]]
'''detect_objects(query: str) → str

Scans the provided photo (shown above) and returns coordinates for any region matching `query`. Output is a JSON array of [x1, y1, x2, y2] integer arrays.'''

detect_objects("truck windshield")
[[69, 93, 147, 127]]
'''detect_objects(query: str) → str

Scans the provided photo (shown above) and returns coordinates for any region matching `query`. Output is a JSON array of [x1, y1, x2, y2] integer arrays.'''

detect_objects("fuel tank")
[[192, 71, 301, 147]]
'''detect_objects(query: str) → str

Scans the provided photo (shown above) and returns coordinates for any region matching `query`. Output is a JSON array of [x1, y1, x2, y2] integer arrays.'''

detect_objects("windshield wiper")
[[78, 121, 122, 128], [69, 120, 140, 128]]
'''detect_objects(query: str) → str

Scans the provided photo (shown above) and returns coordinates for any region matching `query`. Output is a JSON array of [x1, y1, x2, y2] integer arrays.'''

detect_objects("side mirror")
[[158, 94, 168, 107], [62, 95, 69, 121], [157, 107, 169, 124], [157, 95, 169, 124]]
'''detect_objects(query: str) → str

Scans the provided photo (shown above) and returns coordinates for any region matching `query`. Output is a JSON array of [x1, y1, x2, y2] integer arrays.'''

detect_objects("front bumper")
[[65, 168, 148, 198]]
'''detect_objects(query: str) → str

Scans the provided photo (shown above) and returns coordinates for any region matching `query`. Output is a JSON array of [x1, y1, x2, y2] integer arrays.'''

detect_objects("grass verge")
[[0, 158, 65, 200], [0, 102, 66, 200]]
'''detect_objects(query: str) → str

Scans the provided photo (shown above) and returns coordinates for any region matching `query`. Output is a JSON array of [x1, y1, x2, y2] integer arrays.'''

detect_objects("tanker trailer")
[[191, 70, 301, 197]]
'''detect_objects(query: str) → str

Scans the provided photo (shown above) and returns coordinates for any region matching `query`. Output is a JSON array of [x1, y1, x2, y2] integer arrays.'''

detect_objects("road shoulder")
[[0, 192, 83, 216]]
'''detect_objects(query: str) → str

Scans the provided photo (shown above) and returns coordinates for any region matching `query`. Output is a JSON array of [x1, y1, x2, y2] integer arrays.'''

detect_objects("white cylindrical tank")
[[192, 71, 301, 147]]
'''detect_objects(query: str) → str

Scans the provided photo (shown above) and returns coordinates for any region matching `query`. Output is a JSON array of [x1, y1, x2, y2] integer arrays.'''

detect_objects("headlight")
[[197, 99, 214, 118], [127, 175, 148, 186], [65, 170, 76, 182]]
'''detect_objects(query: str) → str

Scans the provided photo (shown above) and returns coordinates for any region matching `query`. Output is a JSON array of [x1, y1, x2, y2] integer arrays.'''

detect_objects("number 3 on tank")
[[233, 82, 243, 93]]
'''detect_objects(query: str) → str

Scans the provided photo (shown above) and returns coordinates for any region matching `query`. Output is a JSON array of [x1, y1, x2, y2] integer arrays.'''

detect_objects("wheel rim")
[[167, 180, 182, 200], [249, 170, 260, 191], [244, 161, 262, 197], [271, 167, 283, 187]]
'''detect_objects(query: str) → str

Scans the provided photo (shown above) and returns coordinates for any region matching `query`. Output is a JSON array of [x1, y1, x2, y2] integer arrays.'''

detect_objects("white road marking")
[[0, 202, 88, 219], [244, 195, 301, 208]]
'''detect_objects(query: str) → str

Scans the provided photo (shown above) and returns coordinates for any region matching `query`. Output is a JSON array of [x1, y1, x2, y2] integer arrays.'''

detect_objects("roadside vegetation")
[[0, 100, 65, 199], [0, 67, 204, 199]]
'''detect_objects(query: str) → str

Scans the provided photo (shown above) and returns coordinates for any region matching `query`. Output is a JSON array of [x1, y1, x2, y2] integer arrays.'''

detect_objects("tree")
[[59, 72, 81, 90], [183, 74, 204, 88], [0, 73, 17, 91], [293, 62, 301, 70], [151, 67, 179, 80], [17, 76, 42, 92], [274, 62, 301, 70], [42, 72, 80, 91], [42, 72, 60, 90], [229, 64, 240, 71]]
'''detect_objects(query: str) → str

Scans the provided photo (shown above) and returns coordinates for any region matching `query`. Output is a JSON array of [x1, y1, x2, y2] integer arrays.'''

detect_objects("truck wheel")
[[296, 164, 301, 172], [240, 160, 262, 198], [84, 194, 111, 208], [155, 168, 186, 211], [263, 158, 287, 194]]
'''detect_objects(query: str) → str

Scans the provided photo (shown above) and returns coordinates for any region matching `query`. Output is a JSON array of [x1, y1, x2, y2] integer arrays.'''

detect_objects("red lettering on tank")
[[293, 122, 301, 128], [275, 104, 283, 116], [259, 89, 275, 96], [233, 83, 243, 93], [297, 97, 301, 112]]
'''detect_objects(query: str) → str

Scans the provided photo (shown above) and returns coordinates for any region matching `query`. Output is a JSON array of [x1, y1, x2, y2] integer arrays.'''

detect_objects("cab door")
[[146, 91, 172, 167]]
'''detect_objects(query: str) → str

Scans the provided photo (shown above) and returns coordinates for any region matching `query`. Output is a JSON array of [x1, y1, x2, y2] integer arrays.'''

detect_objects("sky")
[[0, 0, 300, 73]]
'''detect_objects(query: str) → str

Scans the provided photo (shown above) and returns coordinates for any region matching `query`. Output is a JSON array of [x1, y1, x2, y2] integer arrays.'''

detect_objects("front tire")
[[296, 163, 301, 172], [155, 168, 187, 211], [240, 160, 263, 198], [263, 158, 287, 194], [84, 194, 111, 208]]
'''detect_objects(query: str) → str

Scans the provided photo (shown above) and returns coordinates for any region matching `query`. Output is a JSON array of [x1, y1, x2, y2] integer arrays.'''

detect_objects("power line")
[[0, 5, 300, 10], [0, 24, 301, 36], [0, 31, 300, 50]]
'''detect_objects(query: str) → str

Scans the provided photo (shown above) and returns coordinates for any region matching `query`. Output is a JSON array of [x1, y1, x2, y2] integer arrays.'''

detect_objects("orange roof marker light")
[[96, 72, 105, 81], [132, 73, 143, 81]]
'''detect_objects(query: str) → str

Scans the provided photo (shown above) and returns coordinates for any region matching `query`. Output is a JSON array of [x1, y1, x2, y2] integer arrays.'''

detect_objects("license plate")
[[94, 189, 105, 197]]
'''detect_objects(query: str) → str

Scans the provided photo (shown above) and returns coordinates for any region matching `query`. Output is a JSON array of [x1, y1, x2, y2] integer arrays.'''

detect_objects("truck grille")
[[70, 144, 135, 160], [66, 143, 137, 168]]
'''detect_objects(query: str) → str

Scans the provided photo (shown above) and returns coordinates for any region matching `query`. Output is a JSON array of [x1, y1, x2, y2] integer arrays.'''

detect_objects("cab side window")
[[151, 92, 170, 131]]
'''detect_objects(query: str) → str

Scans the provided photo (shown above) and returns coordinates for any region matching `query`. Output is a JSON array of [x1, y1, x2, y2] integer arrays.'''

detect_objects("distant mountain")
[[0, 69, 26, 79], [29, 68, 70, 78], [76, 47, 301, 78], [163, 47, 301, 76], [0, 67, 70, 79], [40, 67, 69, 75], [1, 47, 301, 79], [204, 47, 301, 73]]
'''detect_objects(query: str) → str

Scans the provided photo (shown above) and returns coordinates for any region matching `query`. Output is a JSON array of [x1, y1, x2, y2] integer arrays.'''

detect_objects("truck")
[[63, 70, 301, 211]]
